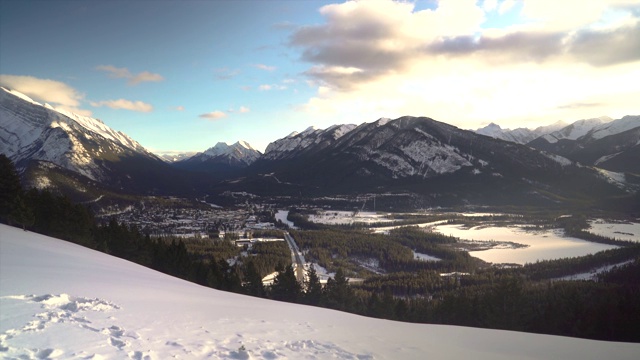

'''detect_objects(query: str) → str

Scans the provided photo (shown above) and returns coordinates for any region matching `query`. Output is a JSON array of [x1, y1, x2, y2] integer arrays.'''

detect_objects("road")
[[283, 232, 305, 284]]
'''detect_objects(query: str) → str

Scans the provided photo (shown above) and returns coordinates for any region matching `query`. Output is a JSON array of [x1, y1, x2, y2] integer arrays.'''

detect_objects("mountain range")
[[1, 86, 638, 209]]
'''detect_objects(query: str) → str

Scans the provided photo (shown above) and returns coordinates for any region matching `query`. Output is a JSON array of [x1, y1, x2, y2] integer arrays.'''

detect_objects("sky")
[[1, 0, 639, 154]]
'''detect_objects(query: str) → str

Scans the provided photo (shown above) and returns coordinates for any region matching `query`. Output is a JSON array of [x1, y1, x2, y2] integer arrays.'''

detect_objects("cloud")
[[214, 67, 240, 80], [0, 74, 91, 115], [289, 0, 485, 89], [90, 99, 153, 112], [199, 110, 227, 120], [239, 106, 250, 113], [254, 64, 276, 71], [290, 0, 640, 131], [289, 0, 640, 91], [174, 106, 185, 111], [96, 65, 164, 85], [259, 84, 287, 91]]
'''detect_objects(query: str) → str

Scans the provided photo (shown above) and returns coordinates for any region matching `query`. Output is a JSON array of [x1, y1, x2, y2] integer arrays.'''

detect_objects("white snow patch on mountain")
[[542, 152, 573, 167], [589, 115, 640, 140], [400, 141, 472, 177], [264, 124, 356, 160], [542, 117, 612, 143]]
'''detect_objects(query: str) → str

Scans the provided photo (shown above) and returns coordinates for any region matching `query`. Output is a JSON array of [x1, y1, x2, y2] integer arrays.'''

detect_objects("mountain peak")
[[263, 123, 356, 160]]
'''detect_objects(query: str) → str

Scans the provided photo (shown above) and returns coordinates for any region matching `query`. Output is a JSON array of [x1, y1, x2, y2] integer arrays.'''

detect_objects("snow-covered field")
[[588, 219, 640, 242], [1, 224, 639, 359], [308, 211, 392, 225]]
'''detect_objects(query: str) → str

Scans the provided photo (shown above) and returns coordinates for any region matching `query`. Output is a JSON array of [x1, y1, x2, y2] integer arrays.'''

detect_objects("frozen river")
[[434, 224, 619, 265]]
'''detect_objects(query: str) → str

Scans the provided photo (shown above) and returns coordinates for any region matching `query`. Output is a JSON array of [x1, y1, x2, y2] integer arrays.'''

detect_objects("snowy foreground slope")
[[1, 225, 639, 360]]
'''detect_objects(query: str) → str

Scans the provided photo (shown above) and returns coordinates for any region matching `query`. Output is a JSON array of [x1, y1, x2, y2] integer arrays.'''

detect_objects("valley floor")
[[1, 224, 639, 359]]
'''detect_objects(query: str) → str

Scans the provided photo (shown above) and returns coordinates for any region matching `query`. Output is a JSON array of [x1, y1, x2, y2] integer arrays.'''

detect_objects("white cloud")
[[0, 74, 91, 115], [96, 65, 164, 85], [259, 84, 272, 91], [254, 64, 276, 71], [174, 106, 185, 111], [498, 0, 516, 14], [199, 110, 227, 120], [90, 99, 153, 112], [483, 0, 498, 12], [214, 67, 240, 80], [290, 0, 640, 129], [239, 106, 250, 113]]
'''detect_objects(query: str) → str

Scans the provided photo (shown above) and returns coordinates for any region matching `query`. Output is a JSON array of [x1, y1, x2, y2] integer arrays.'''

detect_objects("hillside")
[[1, 224, 638, 359], [0, 87, 205, 199]]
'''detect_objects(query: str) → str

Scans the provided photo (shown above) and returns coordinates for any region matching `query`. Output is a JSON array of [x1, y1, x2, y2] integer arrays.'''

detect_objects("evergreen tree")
[[270, 265, 301, 303], [304, 264, 323, 305], [8, 194, 34, 230], [243, 261, 266, 297], [0, 154, 22, 222], [324, 268, 355, 312]]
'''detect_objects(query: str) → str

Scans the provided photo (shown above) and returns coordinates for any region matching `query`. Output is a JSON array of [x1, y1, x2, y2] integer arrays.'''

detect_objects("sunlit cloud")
[[199, 110, 227, 120], [174, 106, 185, 111], [289, 0, 640, 129], [239, 106, 250, 113], [96, 65, 164, 85], [90, 99, 153, 112], [0, 74, 91, 115], [259, 84, 287, 91], [254, 64, 276, 71]]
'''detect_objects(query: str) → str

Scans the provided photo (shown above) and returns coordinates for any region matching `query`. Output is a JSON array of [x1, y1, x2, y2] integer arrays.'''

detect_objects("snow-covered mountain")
[[0, 87, 156, 180], [157, 152, 197, 163], [475, 120, 568, 144], [264, 123, 357, 160], [528, 116, 640, 174], [0, 87, 191, 196], [236, 116, 627, 206], [200, 140, 261, 165], [2, 223, 638, 359], [172, 141, 261, 176], [538, 116, 613, 144]]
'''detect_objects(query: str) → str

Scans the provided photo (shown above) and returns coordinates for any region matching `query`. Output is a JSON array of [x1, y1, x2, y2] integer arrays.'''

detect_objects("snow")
[[589, 115, 640, 140], [274, 210, 297, 229], [201, 141, 260, 164], [588, 219, 640, 242], [556, 260, 635, 281], [1, 224, 639, 359], [413, 251, 441, 262], [308, 211, 392, 225], [264, 124, 354, 160], [0, 87, 155, 180], [543, 117, 611, 143], [542, 152, 573, 167]]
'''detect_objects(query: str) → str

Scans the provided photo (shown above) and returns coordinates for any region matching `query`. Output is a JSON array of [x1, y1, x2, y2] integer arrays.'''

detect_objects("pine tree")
[[324, 268, 355, 311], [270, 265, 301, 303], [243, 261, 266, 297], [0, 155, 22, 222], [304, 264, 323, 305], [9, 194, 34, 230]]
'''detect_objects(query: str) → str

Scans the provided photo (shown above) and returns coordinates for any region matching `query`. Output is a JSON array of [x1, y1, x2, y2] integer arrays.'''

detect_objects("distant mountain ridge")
[[1, 86, 636, 208], [528, 115, 640, 174], [232, 116, 630, 207], [475, 120, 568, 144], [172, 141, 261, 176]]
